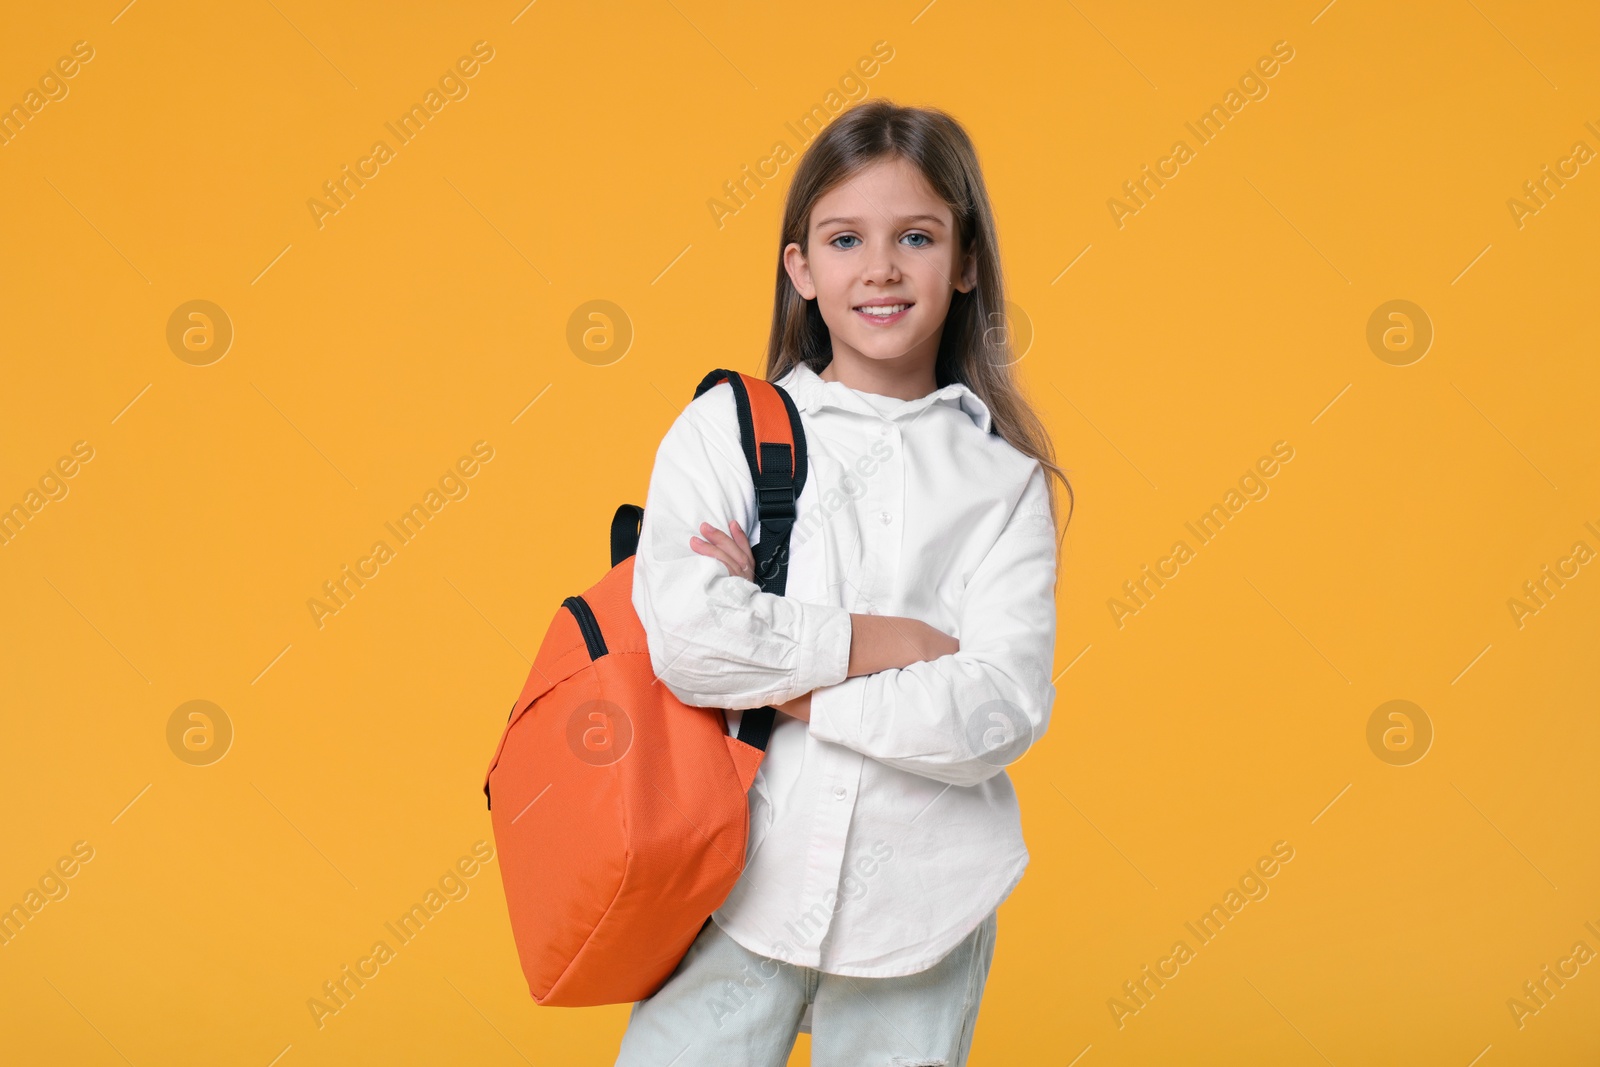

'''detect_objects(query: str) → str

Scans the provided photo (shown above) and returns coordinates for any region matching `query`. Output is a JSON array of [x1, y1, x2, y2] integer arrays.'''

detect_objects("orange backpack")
[[482, 368, 808, 1007]]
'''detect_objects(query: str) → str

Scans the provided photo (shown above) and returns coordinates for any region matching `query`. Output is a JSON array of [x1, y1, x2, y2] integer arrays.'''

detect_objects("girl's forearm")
[[844, 613, 958, 678], [776, 614, 957, 723]]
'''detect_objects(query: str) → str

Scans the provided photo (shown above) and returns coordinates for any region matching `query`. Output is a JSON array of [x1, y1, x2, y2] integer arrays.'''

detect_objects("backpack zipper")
[[562, 596, 608, 660]]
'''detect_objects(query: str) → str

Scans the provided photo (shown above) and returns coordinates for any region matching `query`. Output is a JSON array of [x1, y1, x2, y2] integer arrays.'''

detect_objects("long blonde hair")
[[763, 98, 1074, 548]]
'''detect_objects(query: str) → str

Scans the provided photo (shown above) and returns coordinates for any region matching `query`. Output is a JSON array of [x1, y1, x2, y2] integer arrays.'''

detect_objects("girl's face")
[[784, 156, 977, 376]]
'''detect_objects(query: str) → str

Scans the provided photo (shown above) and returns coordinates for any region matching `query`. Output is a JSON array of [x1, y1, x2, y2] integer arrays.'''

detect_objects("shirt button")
[[832, 786, 847, 800], [880, 426, 890, 436], [879, 511, 892, 525]]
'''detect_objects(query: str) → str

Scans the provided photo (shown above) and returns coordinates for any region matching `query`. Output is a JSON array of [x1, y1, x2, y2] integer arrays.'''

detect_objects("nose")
[[861, 236, 901, 284]]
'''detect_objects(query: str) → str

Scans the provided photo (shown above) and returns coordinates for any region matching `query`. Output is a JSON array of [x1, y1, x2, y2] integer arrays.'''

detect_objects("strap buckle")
[[756, 481, 796, 522]]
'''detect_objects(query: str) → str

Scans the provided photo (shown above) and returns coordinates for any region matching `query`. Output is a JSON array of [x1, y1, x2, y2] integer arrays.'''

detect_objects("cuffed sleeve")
[[807, 463, 1059, 787], [632, 384, 855, 711]]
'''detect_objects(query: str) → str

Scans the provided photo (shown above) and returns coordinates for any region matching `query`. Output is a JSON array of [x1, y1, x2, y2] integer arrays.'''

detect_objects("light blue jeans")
[[614, 911, 997, 1067]]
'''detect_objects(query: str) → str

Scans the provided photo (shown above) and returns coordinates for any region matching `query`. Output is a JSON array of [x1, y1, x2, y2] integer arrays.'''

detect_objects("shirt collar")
[[776, 360, 994, 434]]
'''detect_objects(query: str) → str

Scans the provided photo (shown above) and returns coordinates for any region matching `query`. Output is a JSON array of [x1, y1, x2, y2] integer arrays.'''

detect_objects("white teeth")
[[856, 304, 909, 316]]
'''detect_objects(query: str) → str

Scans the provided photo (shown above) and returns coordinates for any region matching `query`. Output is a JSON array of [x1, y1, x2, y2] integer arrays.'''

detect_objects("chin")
[[830, 320, 923, 359], [845, 342, 909, 363]]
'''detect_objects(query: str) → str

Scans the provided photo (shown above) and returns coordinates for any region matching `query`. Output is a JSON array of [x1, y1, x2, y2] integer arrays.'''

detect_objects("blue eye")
[[831, 233, 932, 249]]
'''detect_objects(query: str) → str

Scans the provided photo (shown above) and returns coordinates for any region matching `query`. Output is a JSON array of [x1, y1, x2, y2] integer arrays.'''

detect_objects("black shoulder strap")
[[691, 368, 807, 752], [610, 504, 643, 567]]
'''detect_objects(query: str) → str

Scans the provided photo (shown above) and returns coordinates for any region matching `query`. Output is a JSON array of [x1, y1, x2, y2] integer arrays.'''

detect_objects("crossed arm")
[[637, 396, 1057, 787], [688, 518, 959, 721]]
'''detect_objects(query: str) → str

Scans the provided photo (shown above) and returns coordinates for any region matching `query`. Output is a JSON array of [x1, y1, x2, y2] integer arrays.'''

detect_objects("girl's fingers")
[[698, 522, 747, 563], [724, 522, 755, 575], [689, 534, 728, 563], [718, 521, 755, 569], [694, 522, 755, 579], [695, 523, 735, 562], [698, 521, 737, 550], [690, 534, 743, 577]]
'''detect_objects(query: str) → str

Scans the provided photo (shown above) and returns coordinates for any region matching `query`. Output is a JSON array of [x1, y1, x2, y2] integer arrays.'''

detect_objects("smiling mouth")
[[853, 302, 914, 320]]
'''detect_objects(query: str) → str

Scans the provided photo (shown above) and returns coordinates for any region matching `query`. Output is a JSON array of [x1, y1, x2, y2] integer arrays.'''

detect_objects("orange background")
[[2, 2, 1597, 1064]]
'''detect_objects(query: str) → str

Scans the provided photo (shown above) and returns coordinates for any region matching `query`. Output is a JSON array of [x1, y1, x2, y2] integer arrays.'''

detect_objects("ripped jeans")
[[614, 910, 997, 1067]]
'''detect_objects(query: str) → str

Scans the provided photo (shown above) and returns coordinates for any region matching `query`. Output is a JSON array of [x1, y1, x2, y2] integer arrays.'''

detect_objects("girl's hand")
[[691, 519, 757, 583], [692, 519, 810, 722]]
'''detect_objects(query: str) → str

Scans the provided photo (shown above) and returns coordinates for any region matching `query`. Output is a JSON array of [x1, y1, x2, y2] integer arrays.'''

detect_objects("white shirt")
[[631, 359, 1059, 978]]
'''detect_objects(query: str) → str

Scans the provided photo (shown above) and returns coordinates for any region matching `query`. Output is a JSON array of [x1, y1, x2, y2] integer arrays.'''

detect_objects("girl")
[[619, 99, 1072, 1067]]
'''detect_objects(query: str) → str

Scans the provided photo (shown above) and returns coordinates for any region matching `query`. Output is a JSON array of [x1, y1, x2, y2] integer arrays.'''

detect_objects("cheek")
[[811, 263, 852, 305], [909, 278, 953, 319], [810, 270, 858, 324], [905, 254, 955, 300], [815, 294, 852, 333]]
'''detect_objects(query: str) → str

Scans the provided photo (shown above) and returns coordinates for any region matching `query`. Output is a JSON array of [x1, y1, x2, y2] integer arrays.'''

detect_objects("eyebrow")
[[813, 214, 948, 229]]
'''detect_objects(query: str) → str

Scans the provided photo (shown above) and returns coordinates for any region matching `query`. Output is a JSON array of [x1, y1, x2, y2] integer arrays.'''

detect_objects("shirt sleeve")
[[806, 462, 1059, 788], [631, 382, 854, 711]]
